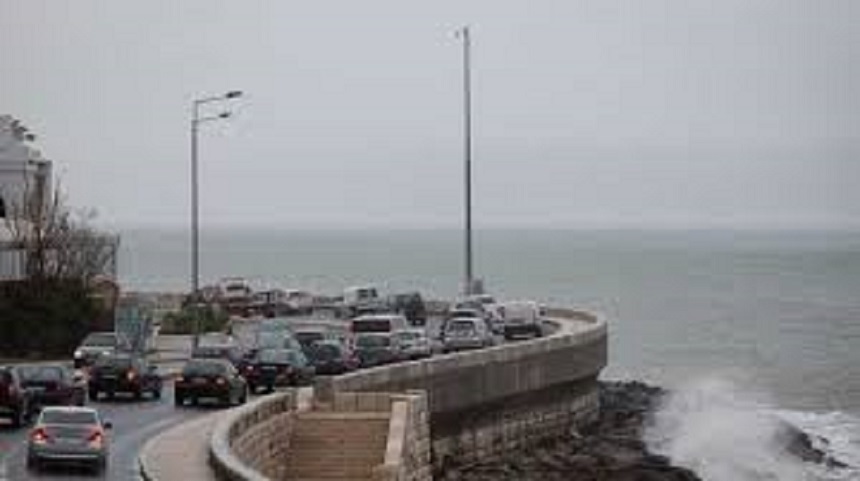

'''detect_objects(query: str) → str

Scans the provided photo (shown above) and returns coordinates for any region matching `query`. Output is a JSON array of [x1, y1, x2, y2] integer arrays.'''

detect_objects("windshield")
[[18, 366, 65, 382], [94, 355, 133, 369], [356, 335, 390, 348], [310, 344, 341, 360], [41, 410, 97, 425], [258, 350, 294, 363], [295, 332, 324, 344], [395, 331, 421, 341], [82, 333, 116, 347], [183, 361, 226, 376], [447, 320, 477, 333]]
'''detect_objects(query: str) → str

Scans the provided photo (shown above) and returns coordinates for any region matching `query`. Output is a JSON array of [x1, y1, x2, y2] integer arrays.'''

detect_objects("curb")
[[138, 413, 220, 481]]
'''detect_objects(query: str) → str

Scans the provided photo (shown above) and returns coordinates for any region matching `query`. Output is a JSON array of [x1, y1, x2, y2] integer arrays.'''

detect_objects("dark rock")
[[440, 381, 703, 481]]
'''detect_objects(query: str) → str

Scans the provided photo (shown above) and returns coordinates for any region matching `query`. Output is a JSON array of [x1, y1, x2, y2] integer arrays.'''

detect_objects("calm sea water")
[[119, 227, 860, 479]]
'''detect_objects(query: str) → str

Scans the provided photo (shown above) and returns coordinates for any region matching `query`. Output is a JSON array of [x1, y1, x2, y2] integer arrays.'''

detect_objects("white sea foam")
[[645, 377, 860, 481]]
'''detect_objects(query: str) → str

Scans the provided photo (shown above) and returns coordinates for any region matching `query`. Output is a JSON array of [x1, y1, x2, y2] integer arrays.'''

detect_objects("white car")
[[442, 318, 494, 353], [393, 329, 432, 360], [498, 301, 543, 340]]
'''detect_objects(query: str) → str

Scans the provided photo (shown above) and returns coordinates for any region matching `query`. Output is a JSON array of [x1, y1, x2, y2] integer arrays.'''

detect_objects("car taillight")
[[126, 370, 137, 382], [87, 429, 104, 447], [215, 377, 226, 385], [31, 428, 50, 444]]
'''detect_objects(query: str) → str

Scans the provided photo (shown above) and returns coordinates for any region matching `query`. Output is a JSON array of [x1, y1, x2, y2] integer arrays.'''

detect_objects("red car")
[[0, 366, 35, 427], [18, 364, 86, 408]]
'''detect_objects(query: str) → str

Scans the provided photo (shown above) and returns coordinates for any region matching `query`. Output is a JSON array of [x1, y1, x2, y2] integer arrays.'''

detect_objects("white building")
[[1, 115, 53, 280], [0, 115, 52, 220]]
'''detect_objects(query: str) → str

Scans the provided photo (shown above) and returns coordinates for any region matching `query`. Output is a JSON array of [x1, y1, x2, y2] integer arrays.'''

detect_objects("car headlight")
[[74, 350, 83, 358]]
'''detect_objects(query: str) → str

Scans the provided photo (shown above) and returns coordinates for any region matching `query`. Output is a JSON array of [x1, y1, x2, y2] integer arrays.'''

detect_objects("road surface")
[[0, 384, 215, 481]]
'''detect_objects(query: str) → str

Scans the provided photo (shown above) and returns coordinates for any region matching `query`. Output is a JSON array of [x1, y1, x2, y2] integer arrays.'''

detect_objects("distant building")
[[0, 115, 52, 221]]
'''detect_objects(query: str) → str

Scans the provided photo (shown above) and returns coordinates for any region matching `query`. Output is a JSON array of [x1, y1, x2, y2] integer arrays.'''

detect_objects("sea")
[[118, 227, 860, 480]]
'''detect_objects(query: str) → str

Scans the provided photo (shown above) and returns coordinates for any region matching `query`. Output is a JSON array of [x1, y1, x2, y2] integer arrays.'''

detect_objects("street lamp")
[[190, 90, 242, 346], [455, 26, 475, 296]]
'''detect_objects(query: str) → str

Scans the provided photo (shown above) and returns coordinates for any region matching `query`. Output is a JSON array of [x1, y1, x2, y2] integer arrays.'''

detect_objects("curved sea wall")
[[209, 308, 607, 479], [316, 308, 607, 470]]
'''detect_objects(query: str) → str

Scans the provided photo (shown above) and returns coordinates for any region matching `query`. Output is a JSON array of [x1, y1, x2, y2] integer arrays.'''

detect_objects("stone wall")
[[315, 309, 607, 472], [209, 308, 607, 480], [210, 392, 299, 481]]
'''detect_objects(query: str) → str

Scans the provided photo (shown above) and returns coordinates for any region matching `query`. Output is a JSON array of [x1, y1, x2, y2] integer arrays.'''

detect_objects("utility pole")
[[457, 26, 474, 296]]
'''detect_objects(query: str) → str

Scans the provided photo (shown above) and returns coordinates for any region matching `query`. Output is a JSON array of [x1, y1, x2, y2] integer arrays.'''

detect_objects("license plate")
[[193, 378, 208, 384]]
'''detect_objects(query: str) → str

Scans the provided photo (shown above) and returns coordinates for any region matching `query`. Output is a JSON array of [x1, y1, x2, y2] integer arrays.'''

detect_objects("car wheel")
[[174, 395, 184, 407], [26, 454, 39, 471], [88, 388, 99, 402], [153, 388, 162, 400], [134, 388, 143, 401], [240, 387, 248, 404]]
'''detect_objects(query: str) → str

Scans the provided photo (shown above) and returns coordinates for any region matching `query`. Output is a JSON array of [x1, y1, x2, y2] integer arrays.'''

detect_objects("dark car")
[[353, 333, 403, 368], [87, 354, 162, 401], [293, 328, 340, 354], [175, 359, 248, 407], [18, 364, 86, 408], [388, 292, 427, 326], [243, 349, 314, 393], [306, 341, 357, 375], [191, 342, 247, 369], [73, 332, 132, 369], [0, 366, 35, 427]]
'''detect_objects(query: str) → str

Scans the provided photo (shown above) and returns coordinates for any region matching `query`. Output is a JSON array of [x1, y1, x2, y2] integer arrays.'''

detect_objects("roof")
[[39, 406, 98, 414]]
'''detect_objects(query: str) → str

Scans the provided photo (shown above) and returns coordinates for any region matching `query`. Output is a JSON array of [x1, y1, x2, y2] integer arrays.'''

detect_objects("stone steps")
[[284, 413, 390, 481]]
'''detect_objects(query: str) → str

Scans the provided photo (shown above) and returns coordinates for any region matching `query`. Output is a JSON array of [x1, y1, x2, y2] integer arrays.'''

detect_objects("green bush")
[[0, 279, 100, 359], [161, 305, 228, 335]]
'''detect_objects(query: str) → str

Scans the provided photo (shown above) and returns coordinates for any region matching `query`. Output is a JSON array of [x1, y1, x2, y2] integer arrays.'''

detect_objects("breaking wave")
[[645, 377, 860, 481]]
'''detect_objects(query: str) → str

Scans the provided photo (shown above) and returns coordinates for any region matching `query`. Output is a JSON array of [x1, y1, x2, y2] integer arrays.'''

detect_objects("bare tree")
[[3, 180, 118, 283]]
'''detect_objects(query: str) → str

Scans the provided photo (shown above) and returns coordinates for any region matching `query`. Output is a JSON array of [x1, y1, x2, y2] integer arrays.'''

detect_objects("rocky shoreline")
[[439, 381, 701, 481], [439, 380, 845, 480]]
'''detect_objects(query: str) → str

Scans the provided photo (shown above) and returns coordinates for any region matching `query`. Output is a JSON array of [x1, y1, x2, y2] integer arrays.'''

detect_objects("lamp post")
[[455, 26, 474, 296], [190, 90, 242, 346]]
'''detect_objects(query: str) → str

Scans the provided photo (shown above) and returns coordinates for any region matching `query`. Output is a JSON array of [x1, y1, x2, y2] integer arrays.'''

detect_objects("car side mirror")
[[103, 421, 113, 430]]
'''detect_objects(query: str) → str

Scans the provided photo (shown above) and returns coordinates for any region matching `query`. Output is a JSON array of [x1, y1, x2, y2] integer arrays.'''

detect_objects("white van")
[[497, 301, 543, 340], [342, 285, 384, 316]]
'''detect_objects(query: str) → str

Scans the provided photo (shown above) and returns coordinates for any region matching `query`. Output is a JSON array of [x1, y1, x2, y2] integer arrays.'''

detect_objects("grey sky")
[[1, 1, 858, 229]]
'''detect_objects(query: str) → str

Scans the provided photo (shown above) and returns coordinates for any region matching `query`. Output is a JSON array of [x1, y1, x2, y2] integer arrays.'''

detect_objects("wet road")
[[0, 384, 209, 481]]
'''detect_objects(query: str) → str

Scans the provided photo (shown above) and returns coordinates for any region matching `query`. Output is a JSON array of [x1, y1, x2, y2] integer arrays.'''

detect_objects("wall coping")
[[209, 392, 295, 481], [319, 309, 606, 404]]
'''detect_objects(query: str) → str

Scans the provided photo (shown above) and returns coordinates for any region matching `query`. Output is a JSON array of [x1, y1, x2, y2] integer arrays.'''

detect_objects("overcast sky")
[[1, 1, 858, 229]]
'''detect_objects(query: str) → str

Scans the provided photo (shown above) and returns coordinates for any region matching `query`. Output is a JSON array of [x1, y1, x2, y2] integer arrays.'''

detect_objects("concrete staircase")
[[284, 411, 391, 481]]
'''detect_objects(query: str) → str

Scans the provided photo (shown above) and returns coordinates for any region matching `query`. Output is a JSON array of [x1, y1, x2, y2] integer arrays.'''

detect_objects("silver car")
[[27, 406, 111, 473], [394, 329, 433, 359], [442, 317, 495, 353]]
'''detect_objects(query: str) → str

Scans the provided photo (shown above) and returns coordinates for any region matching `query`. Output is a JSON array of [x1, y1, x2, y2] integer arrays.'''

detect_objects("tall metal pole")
[[461, 26, 474, 296], [190, 103, 200, 347]]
